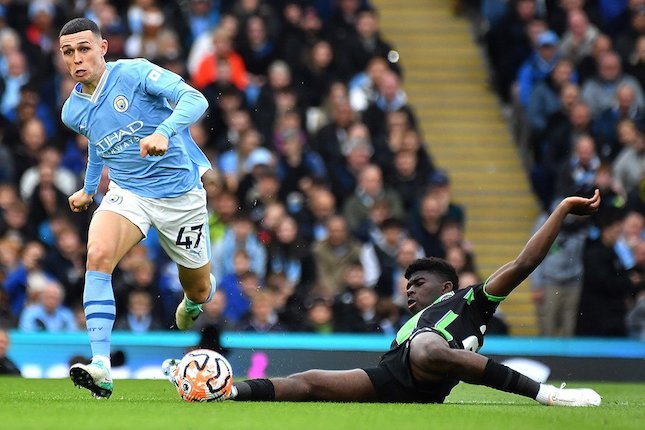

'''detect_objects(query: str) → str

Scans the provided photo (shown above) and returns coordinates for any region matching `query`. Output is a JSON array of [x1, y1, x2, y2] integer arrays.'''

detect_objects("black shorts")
[[363, 366, 456, 404]]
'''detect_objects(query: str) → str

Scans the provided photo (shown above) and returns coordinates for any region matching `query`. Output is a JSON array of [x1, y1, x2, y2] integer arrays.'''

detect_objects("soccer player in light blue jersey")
[[59, 17, 217, 398]]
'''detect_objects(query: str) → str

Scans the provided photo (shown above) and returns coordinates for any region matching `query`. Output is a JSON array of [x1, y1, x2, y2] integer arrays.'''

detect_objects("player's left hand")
[[140, 133, 169, 157], [563, 188, 601, 216]]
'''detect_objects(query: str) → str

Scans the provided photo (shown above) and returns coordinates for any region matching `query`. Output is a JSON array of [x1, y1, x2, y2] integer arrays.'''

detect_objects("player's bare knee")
[[85, 243, 115, 273], [411, 332, 457, 374]]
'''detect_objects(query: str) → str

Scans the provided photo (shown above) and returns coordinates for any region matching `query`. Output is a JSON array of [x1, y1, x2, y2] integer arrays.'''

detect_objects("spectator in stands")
[[301, 295, 336, 333], [327, 122, 374, 204], [408, 191, 447, 258], [426, 169, 466, 226], [114, 290, 164, 333], [237, 288, 284, 332], [312, 99, 356, 171], [530, 210, 589, 337], [612, 121, 645, 193], [388, 238, 425, 307], [218, 249, 258, 325], [337, 286, 382, 333], [114, 256, 163, 322], [19, 146, 77, 202], [553, 134, 600, 202], [576, 33, 612, 85], [593, 84, 645, 162], [25, 163, 73, 241], [342, 8, 400, 79], [484, 0, 539, 103], [242, 166, 282, 224], [265, 215, 316, 292], [534, 99, 592, 208], [388, 150, 428, 212], [342, 164, 404, 233], [516, 29, 561, 109], [275, 128, 327, 202], [218, 128, 269, 193], [11, 118, 48, 185], [614, 3, 645, 64], [191, 27, 247, 91], [256, 201, 286, 246], [312, 215, 363, 294], [7, 83, 57, 139], [577, 208, 635, 337], [1, 199, 29, 243], [546, 0, 603, 37], [238, 14, 277, 82], [0, 50, 29, 117], [349, 56, 389, 113], [124, 6, 174, 60], [41, 223, 85, 306], [184, 0, 221, 48], [18, 279, 77, 332], [298, 186, 337, 243], [230, 0, 279, 41], [362, 69, 417, 138], [4, 240, 46, 317], [328, 0, 364, 51], [581, 51, 644, 117], [625, 34, 645, 91], [297, 39, 339, 108], [277, 3, 324, 70], [559, 9, 599, 66], [212, 212, 267, 282], [527, 58, 576, 141], [0, 328, 21, 375]]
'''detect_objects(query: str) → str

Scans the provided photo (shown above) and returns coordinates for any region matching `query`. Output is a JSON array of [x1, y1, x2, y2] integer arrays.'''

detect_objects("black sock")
[[232, 379, 275, 401], [482, 358, 540, 399]]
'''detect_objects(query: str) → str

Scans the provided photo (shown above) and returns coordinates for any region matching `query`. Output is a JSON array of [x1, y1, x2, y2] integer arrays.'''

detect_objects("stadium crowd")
[[480, 0, 645, 338], [0, 0, 475, 338], [0, 0, 641, 341]]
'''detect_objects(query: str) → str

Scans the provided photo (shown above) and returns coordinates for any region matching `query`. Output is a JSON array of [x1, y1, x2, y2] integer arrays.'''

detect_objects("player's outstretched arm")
[[484, 189, 600, 298]]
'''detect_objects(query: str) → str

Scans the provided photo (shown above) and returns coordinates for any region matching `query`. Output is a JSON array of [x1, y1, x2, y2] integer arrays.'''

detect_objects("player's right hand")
[[68, 189, 94, 212]]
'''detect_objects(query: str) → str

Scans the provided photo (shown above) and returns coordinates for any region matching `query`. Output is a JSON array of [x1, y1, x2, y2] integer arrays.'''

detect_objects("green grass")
[[0, 378, 643, 430]]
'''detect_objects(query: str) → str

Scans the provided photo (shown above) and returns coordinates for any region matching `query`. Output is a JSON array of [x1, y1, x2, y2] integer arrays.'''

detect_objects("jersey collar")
[[73, 66, 110, 103]]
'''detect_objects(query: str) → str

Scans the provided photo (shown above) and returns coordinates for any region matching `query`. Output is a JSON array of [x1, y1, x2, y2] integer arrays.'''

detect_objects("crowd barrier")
[[6, 331, 644, 381]]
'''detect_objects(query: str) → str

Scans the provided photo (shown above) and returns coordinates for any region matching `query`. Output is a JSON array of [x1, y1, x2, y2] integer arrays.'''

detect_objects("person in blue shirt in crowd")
[[58, 17, 216, 399], [18, 280, 77, 332]]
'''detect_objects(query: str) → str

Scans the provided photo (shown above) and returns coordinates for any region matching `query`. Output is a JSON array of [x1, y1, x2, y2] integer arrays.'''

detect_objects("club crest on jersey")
[[113, 95, 129, 112]]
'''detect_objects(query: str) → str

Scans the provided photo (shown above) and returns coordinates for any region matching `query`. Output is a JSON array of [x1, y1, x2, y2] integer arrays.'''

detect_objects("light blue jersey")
[[61, 58, 211, 198]]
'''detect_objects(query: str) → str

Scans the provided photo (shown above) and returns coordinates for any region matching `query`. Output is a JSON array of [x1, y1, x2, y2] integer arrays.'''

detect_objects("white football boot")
[[538, 383, 601, 407], [70, 358, 113, 399]]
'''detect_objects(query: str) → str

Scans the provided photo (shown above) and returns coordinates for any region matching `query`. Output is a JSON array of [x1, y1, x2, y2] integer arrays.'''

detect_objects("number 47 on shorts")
[[175, 224, 204, 249]]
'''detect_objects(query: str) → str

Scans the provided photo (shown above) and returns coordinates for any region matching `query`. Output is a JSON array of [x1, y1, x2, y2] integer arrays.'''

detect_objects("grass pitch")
[[0, 378, 643, 430]]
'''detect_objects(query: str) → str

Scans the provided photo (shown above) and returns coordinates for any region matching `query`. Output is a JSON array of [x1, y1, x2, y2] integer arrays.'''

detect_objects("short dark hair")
[[404, 257, 459, 291], [59, 17, 102, 39]]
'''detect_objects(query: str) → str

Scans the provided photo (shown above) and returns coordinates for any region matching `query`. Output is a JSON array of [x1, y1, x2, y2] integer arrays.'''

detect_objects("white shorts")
[[96, 182, 210, 269]]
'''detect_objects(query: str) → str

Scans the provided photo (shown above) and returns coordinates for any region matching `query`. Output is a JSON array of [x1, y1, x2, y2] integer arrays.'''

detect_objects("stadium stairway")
[[371, 0, 541, 335]]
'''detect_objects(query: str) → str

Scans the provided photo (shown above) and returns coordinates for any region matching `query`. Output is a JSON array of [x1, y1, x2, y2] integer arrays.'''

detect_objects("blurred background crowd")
[[0, 0, 643, 344]]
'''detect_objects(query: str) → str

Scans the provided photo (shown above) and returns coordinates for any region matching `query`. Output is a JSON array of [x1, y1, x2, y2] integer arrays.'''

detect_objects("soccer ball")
[[173, 349, 233, 402]]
